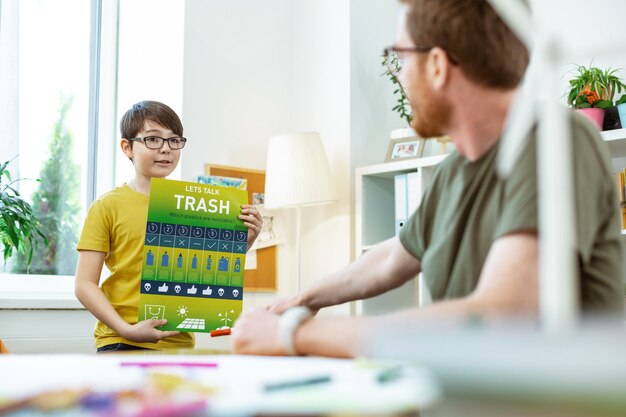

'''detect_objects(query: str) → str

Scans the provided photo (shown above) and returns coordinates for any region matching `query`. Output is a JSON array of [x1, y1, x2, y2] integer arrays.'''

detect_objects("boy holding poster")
[[75, 101, 262, 352]]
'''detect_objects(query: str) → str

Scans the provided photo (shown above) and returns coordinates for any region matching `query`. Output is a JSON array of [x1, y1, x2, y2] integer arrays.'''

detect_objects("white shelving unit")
[[353, 128, 626, 316], [601, 128, 626, 158], [353, 153, 447, 316], [601, 128, 626, 237]]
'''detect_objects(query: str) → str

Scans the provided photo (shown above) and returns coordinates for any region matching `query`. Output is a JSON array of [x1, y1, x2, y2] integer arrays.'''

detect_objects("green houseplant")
[[0, 159, 47, 270], [381, 52, 413, 130], [566, 65, 626, 130]]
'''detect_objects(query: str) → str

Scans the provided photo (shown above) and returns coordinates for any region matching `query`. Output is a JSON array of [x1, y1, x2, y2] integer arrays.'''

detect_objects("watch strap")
[[278, 306, 313, 356]]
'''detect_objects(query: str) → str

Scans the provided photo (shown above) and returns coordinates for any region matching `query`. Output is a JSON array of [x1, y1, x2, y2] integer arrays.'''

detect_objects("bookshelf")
[[601, 129, 626, 235], [353, 130, 626, 316], [601, 128, 626, 157], [353, 153, 446, 316]]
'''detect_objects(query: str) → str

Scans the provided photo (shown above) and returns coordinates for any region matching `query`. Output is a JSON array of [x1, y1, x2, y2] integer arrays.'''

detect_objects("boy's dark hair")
[[400, 0, 529, 89], [120, 101, 183, 144]]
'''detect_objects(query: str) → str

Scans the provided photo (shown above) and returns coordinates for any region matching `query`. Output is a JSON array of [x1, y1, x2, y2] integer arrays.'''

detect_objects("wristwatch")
[[278, 306, 313, 356]]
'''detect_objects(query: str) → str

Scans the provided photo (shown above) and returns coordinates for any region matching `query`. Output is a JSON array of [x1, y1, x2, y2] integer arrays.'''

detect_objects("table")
[[0, 353, 439, 416]]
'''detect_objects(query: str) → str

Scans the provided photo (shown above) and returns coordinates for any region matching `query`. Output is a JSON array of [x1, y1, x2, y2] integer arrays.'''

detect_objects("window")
[[1, 0, 90, 275], [0, 0, 184, 279]]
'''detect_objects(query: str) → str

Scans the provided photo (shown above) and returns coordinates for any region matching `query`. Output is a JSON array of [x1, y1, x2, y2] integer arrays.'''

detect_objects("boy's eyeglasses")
[[128, 136, 187, 150]]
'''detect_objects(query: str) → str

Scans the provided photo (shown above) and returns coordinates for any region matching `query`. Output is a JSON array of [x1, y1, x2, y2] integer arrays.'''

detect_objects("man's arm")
[[269, 237, 421, 313], [385, 231, 539, 320], [74, 250, 179, 343], [233, 232, 538, 358]]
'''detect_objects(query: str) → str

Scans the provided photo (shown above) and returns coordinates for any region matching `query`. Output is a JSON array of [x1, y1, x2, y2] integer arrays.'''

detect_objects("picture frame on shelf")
[[385, 137, 421, 162], [385, 135, 454, 162]]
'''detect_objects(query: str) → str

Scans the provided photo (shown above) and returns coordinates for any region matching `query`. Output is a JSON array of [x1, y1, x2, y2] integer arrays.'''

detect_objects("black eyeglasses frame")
[[128, 136, 187, 150]]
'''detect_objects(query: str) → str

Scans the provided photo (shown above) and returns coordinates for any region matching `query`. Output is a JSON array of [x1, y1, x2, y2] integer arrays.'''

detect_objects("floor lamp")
[[264, 132, 337, 293]]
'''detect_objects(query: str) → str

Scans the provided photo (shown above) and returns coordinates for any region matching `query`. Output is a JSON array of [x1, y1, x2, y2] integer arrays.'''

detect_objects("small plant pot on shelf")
[[577, 108, 605, 130], [617, 103, 626, 128], [602, 106, 622, 131]]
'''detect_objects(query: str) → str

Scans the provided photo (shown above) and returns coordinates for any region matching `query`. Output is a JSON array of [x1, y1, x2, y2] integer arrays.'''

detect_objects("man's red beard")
[[409, 80, 451, 138]]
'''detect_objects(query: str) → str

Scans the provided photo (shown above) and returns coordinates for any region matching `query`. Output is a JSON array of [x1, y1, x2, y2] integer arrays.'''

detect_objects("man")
[[232, 0, 623, 358]]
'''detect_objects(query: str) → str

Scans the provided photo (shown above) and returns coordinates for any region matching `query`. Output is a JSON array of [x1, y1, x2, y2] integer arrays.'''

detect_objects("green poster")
[[138, 178, 248, 332]]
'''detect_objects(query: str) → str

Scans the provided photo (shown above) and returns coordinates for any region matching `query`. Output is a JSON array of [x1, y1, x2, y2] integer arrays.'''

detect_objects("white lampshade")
[[264, 132, 337, 209]]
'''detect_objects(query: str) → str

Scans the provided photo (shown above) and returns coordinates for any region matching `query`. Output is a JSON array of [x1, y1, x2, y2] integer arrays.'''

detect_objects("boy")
[[75, 101, 262, 352]]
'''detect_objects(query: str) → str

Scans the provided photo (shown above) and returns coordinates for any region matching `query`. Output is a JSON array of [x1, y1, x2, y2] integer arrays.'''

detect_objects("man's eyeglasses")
[[128, 136, 187, 150], [383, 46, 459, 78]]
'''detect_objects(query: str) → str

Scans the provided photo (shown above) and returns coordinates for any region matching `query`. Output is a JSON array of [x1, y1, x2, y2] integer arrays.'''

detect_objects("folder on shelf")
[[406, 171, 422, 217], [394, 174, 407, 235]]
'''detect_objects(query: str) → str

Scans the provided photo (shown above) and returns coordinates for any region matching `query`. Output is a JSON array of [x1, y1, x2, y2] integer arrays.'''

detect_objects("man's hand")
[[232, 308, 285, 355], [266, 295, 303, 314], [121, 319, 180, 343], [239, 204, 263, 250]]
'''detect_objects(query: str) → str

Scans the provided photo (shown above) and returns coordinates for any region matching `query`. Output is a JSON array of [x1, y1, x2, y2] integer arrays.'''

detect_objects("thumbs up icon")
[[158, 283, 169, 293], [202, 286, 213, 295], [187, 285, 197, 295]]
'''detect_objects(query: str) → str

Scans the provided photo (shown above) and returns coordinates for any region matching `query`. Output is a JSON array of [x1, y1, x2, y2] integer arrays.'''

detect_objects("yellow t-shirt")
[[77, 184, 194, 350]]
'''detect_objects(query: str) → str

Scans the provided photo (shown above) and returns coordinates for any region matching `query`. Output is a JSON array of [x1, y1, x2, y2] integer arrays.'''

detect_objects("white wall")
[[528, 0, 626, 171], [288, 1, 351, 317], [182, 0, 351, 314], [114, 0, 185, 187], [349, 0, 626, 172], [529, 0, 626, 101], [348, 0, 404, 264], [349, 0, 404, 171]]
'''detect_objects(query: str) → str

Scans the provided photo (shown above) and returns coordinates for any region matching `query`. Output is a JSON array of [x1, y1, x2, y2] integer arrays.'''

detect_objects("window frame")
[[2, 0, 117, 303]]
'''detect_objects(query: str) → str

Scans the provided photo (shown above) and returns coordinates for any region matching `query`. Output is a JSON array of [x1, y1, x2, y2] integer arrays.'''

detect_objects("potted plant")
[[381, 52, 414, 139], [566, 65, 626, 130], [0, 159, 47, 271]]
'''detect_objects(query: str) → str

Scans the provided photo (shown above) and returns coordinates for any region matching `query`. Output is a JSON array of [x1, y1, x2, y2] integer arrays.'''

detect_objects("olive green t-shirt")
[[399, 113, 624, 312]]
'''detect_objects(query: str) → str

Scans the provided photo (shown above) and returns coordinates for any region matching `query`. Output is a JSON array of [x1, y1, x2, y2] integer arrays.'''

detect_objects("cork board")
[[204, 164, 276, 292]]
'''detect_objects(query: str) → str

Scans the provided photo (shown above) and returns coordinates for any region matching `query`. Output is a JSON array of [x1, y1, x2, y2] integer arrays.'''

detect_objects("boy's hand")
[[239, 204, 263, 250], [121, 319, 179, 343]]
